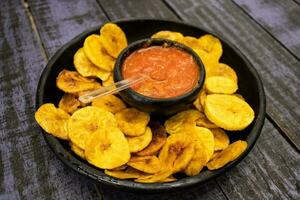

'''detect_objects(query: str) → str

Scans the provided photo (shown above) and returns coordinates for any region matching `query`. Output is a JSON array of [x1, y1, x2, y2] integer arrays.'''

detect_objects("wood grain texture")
[[233, 0, 300, 58], [216, 120, 300, 200], [0, 0, 99, 199], [97, 0, 177, 20], [28, 0, 108, 57], [165, 0, 300, 152]]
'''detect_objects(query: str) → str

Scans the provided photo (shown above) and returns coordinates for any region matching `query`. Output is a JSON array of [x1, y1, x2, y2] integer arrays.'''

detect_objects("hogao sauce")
[[122, 46, 199, 98]]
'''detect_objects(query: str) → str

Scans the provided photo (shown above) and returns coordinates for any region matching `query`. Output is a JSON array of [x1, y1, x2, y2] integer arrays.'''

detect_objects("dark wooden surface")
[[0, 0, 299, 199]]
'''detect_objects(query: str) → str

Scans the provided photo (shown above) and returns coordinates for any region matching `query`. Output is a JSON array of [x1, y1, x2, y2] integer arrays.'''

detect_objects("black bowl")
[[114, 38, 205, 115], [35, 19, 266, 192]]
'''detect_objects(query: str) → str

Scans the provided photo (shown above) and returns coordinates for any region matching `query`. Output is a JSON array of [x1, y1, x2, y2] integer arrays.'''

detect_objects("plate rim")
[[35, 18, 266, 192]]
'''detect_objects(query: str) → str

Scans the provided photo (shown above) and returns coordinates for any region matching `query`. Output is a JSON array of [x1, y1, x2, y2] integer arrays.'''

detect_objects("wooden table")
[[0, 0, 299, 199]]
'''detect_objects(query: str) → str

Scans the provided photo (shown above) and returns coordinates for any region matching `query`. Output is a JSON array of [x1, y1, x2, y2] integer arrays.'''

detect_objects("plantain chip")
[[204, 94, 255, 131], [92, 95, 126, 114], [85, 127, 130, 169], [105, 167, 146, 179], [180, 36, 203, 54], [159, 176, 177, 183], [196, 112, 218, 128], [35, 103, 70, 140], [126, 127, 152, 153], [210, 128, 230, 151], [164, 109, 201, 134], [136, 121, 167, 156], [102, 74, 115, 87], [100, 23, 128, 58], [70, 142, 85, 159], [68, 106, 117, 149], [83, 34, 115, 71], [189, 127, 215, 162], [127, 156, 161, 174], [115, 108, 150, 136], [207, 140, 247, 170], [205, 76, 238, 94], [159, 133, 195, 173], [58, 94, 81, 114], [193, 98, 203, 112], [206, 63, 237, 82], [184, 141, 207, 176], [151, 30, 184, 42], [198, 34, 223, 62], [134, 168, 173, 183], [74, 48, 111, 81], [56, 69, 101, 94], [110, 165, 128, 171]]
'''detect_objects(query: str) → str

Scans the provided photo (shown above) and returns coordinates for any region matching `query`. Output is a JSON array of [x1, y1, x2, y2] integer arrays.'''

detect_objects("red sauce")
[[122, 46, 199, 98]]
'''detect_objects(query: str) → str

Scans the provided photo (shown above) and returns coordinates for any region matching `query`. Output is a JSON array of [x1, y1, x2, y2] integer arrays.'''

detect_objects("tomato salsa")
[[122, 46, 199, 98]]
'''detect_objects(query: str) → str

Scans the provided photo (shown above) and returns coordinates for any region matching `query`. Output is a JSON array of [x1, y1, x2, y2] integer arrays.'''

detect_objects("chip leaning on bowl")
[[35, 23, 254, 183]]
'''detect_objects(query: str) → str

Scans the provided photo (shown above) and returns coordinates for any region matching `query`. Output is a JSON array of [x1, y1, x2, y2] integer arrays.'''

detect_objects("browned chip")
[[136, 121, 167, 156], [56, 70, 101, 94], [127, 156, 161, 174], [207, 140, 247, 170], [58, 94, 81, 114]]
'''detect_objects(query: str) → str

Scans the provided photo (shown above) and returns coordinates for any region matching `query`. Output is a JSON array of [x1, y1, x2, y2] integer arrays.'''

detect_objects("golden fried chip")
[[92, 95, 126, 114], [205, 76, 238, 94], [184, 141, 207, 176], [196, 112, 218, 128], [159, 133, 195, 173], [127, 156, 161, 174], [70, 142, 85, 159], [199, 90, 207, 107], [83, 34, 115, 71], [207, 140, 247, 170], [74, 48, 111, 81], [56, 70, 101, 94], [206, 63, 237, 82], [126, 127, 152, 153], [193, 97, 203, 112], [68, 106, 117, 149], [189, 127, 214, 162], [151, 30, 184, 42], [100, 23, 127, 58], [180, 36, 202, 54], [164, 109, 201, 134], [105, 167, 146, 179], [115, 108, 150, 136], [159, 176, 177, 183], [134, 168, 173, 183], [110, 165, 128, 171], [204, 94, 255, 131], [58, 94, 81, 114], [196, 116, 216, 128], [198, 34, 223, 62], [35, 103, 70, 140], [102, 74, 115, 87], [136, 121, 167, 156], [85, 127, 130, 169], [210, 128, 229, 151]]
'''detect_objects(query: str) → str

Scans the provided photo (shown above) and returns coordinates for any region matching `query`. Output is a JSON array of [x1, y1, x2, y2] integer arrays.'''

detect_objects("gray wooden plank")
[[0, 0, 99, 199], [233, 0, 300, 58], [28, 0, 108, 57], [165, 0, 300, 151], [216, 120, 300, 200], [97, 0, 176, 20]]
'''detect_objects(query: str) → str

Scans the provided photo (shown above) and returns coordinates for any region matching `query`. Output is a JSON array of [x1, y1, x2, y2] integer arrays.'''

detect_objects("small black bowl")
[[114, 38, 205, 115]]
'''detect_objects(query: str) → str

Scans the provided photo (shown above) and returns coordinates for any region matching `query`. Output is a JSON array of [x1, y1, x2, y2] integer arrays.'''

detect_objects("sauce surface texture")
[[122, 46, 199, 98]]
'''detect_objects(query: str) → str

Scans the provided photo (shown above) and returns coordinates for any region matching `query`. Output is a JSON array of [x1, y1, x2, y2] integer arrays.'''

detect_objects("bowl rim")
[[114, 38, 205, 102], [35, 18, 266, 192]]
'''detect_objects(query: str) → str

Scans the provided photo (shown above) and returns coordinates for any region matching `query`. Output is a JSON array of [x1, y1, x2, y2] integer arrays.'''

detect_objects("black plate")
[[35, 19, 266, 192]]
